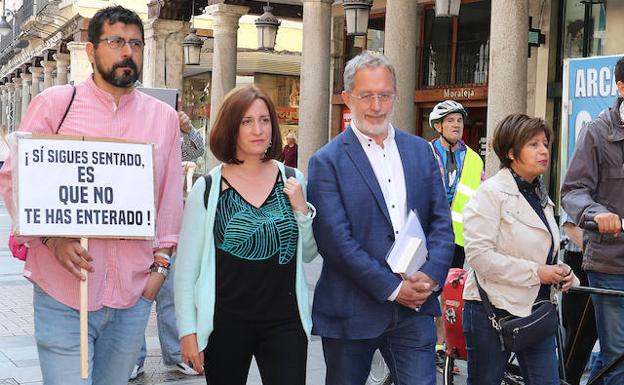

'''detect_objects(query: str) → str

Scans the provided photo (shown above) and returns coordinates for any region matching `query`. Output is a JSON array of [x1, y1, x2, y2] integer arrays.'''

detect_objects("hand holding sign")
[[46, 237, 94, 280]]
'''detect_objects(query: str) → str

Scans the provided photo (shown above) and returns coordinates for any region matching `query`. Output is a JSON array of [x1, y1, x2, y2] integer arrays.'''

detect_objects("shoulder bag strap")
[[203, 174, 213, 209], [56, 85, 76, 134], [474, 273, 506, 351]]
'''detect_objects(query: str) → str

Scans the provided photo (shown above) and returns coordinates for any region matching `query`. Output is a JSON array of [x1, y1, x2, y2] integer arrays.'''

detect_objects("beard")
[[96, 57, 140, 88], [352, 110, 393, 138]]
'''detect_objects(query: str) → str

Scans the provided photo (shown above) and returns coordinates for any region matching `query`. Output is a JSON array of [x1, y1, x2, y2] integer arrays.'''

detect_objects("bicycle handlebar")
[[568, 285, 624, 297], [580, 219, 624, 233]]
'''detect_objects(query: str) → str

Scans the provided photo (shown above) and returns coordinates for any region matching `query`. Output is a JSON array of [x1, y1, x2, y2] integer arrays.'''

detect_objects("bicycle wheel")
[[443, 355, 456, 385], [366, 349, 392, 385], [502, 358, 524, 385]]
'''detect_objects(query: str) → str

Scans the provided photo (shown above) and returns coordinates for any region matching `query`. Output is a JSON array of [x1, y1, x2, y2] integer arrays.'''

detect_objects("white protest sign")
[[14, 135, 155, 238]]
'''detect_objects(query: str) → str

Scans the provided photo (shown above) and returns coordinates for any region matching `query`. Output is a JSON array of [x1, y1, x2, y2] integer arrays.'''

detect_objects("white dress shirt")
[[351, 123, 407, 301]]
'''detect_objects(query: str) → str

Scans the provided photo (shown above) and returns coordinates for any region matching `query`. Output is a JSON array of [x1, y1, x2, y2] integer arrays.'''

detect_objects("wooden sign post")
[[80, 239, 88, 379], [13, 134, 156, 379]]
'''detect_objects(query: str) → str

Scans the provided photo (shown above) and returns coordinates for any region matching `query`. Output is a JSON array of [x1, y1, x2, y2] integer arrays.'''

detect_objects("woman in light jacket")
[[174, 85, 318, 385], [461, 114, 579, 385]]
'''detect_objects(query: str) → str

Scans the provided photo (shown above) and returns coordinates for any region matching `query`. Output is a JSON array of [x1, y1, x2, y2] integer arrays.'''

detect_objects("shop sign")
[[443, 87, 476, 100], [276, 107, 299, 124], [342, 107, 352, 131], [415, 86, 487, 103], [562, 55, 620, 166]]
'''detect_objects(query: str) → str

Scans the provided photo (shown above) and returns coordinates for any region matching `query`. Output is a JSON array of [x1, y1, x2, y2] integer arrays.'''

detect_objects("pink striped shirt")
[[0, 76, 183, 310]]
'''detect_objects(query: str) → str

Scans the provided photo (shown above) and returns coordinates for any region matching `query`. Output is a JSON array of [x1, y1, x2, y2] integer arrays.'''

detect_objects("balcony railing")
[[0, 24, 15, 54], [35, 0, 50, 14], [14, 2, 30, 34], [420, 40, 489, 88]]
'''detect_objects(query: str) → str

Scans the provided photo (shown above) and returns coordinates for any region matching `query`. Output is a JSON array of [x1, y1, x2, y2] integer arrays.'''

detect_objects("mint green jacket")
[[174, 161, 318, 352]]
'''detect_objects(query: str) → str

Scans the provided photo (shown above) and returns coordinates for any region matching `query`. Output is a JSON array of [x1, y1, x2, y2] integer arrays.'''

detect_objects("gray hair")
[[343, 52, 397, 93]]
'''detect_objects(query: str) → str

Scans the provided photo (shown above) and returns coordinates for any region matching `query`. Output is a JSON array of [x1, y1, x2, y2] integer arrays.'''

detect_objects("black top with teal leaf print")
[[213, 172, 299, 320]]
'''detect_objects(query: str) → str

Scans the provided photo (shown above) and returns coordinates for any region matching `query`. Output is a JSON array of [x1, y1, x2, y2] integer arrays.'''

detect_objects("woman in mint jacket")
[[174, 85, 318, 385]]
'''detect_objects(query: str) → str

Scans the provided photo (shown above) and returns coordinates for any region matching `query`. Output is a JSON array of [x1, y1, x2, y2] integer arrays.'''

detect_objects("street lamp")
[[182, 29, 203, 65], [255, 3, 280, 51], [343, 0, 372, 36], [182, 0, 203, 65], [435, 0, 461, 17]]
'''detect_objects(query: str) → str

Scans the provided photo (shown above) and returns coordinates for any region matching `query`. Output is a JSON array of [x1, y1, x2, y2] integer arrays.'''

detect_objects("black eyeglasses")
[[98, 36, 144, 51]]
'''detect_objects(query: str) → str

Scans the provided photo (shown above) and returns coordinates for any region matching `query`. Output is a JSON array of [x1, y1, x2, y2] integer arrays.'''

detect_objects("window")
[[562, 0, 606, 59], [421, 0, 490, 88]]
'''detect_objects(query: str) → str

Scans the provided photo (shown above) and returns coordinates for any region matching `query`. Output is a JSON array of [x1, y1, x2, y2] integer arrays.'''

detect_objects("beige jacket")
[[462, 168, 579, 317]]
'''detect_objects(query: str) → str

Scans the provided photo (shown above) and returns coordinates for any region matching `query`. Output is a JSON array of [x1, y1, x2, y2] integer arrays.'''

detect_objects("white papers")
[[386, 210, 428, 278]]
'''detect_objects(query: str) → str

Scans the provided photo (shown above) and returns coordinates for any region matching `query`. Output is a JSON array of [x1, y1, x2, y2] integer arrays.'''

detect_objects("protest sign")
[[13, 134, 155, 238]]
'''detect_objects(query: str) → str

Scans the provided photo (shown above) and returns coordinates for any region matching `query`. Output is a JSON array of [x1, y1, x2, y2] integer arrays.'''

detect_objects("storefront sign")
[[443, 87, 476, 100], [561, 55, 620, 167], [276, 107, 299, 124], [415, 86, 488, 103], [342, 107, 352, 131]]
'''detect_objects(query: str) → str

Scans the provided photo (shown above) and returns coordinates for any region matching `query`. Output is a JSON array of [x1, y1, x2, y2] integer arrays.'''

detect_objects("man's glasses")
[[349, 93, 396, 104], [98, 36, 144, 51]]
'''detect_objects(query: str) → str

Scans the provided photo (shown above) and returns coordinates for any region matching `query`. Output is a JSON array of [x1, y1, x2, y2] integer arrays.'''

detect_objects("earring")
[[265, 141, 272, 154]]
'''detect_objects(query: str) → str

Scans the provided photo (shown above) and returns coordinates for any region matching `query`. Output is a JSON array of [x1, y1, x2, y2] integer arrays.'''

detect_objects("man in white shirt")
[[307, 52, 454, 385]]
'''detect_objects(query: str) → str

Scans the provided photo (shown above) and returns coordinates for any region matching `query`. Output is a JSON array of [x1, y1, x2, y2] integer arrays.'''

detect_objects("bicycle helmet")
[[429, 100, 467, 128]]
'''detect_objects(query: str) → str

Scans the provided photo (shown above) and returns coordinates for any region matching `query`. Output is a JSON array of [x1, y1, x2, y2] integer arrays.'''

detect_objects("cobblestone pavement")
[[0, 199, 471, 385]]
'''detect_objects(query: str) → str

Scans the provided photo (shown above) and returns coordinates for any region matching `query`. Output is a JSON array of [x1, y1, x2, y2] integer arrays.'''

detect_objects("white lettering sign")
[[15, 136, 155, 238], [574, 66, 618, 98], [443, 88, 476, 100]]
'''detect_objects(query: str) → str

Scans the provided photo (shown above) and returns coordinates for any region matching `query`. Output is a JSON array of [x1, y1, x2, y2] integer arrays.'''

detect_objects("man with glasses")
[[307, 52, 454, 385], [0, 6, 183, 385]]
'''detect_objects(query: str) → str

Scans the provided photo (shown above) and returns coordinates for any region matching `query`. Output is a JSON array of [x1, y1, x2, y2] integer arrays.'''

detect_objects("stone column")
[[42, 60, 56, 89], [485, 0, 528, 175], [384, 0, 420, 133], [4, 84, 13, 130], [67, 42, 92, 84], [0, 85, 6, 128], [20, 72, 32, 119], [12, 77, 22, 129], [53, 53, 70, 85], [30, 66, 44, 97], [299, 0, 332, 174], [143, 19, 190, 90], [205, 3, 249, 168]]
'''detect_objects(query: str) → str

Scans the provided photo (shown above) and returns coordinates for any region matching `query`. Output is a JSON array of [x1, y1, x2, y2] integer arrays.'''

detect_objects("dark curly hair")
[[88, 6, 144, 47]]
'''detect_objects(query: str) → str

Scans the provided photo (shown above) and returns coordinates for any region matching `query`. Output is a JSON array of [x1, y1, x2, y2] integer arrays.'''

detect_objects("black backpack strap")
[[56, 85, 76, 134], [284, 166, 296, 180], [203, 174, 212, 209]]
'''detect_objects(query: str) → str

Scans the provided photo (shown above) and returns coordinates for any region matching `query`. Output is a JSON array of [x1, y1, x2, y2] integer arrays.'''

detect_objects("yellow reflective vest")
[[429, 143, 483, 246]]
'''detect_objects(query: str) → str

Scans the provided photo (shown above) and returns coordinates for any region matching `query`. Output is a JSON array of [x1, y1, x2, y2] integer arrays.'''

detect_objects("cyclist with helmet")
[[429, 100, 483, 269], [429, 100, 484, 373]]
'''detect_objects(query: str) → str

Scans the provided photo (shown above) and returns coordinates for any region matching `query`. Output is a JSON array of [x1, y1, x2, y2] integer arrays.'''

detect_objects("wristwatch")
[[149, 263, 169, 278]]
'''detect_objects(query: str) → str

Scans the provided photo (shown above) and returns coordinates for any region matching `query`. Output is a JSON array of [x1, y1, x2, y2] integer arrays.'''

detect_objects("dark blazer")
[[307, 127, 454, 339]]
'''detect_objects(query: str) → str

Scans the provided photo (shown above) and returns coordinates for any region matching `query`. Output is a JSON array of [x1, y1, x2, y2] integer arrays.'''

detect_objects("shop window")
[[422, 10, 453, 86], [456, 1, 489, 85], [421, 0, 490, 88], [563, 0, 606, 59]]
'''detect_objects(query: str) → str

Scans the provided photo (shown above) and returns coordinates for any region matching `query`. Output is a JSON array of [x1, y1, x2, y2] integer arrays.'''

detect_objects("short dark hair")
[[88, 6, 144, 46], [492, 113, 553, 169], [615, 57, 624, 84], [209, 86, 282, 164]]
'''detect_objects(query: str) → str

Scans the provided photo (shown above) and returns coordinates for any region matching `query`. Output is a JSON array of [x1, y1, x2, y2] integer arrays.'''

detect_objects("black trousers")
[[203, 311, 307, 385], [451, 244, 465, 269], [561, 250, 598, 385]]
